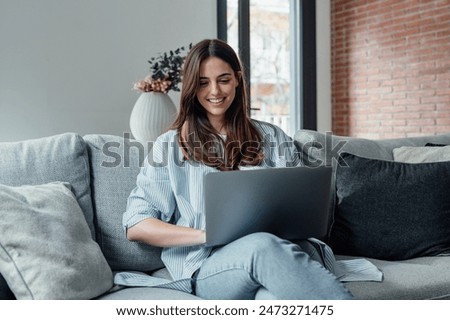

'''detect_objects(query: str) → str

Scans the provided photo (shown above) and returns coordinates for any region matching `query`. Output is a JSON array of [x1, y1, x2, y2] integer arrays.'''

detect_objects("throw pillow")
[[393, 145, 450, 163], [0, 182, 113, 299], [329, 153, 450, 260]]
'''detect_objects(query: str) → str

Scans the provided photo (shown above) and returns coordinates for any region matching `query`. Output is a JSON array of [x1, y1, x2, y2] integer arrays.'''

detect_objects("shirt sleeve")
[[274, 126, 302, 167], [122, 135, 177, 230], [258, 121, 302, 167]]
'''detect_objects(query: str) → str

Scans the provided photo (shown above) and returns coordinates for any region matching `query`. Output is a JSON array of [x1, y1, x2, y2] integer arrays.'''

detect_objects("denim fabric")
[[194, 233, 353, 300]]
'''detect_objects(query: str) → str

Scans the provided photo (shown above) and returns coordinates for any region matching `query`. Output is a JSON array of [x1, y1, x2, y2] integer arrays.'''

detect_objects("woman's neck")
[[208, 117, 226, 135]]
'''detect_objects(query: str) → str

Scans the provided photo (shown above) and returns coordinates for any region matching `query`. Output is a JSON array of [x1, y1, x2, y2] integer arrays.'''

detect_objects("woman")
[[117, 39, 352, 299]]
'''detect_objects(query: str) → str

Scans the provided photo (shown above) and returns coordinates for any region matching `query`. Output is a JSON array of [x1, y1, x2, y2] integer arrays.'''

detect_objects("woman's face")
[[196, 56, 239, 131]]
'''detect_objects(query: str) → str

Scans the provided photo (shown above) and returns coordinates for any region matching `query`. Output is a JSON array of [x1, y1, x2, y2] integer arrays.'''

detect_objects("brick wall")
[[331, 0, 450, 138]]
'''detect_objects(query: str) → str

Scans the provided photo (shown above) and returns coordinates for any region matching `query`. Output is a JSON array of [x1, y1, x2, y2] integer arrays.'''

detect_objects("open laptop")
[[204, 166, 332, 247]]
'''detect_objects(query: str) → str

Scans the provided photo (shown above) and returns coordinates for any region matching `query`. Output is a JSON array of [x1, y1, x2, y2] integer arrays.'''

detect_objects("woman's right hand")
[[126, 217, 206, 248]]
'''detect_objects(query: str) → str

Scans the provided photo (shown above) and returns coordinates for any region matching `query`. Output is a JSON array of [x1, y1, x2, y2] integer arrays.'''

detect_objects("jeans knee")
[[237, 232, 288, 254]]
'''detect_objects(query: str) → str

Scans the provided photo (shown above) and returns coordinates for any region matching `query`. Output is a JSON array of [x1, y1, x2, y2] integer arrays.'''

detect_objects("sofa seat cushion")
[[339, 255, 450, 299], [83, 134, 163, 272], [0, 182, 113, 299]]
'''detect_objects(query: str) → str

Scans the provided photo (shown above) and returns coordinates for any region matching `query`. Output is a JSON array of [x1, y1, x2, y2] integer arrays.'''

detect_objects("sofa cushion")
[[83, 134, 164, 272], [339, 255, 450, 299], [0, 182, 113, 299], [0, 133, 95, 298], [330, 153, 450, 260]]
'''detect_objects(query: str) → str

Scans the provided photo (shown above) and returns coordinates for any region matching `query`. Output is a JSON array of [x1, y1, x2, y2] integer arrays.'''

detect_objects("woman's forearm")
[[126, 217, 206, 248]]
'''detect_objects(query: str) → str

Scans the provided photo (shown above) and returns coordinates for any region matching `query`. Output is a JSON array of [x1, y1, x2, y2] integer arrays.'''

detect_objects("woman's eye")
[[219, 79, 230, 84], [199, 82, 208, 87]]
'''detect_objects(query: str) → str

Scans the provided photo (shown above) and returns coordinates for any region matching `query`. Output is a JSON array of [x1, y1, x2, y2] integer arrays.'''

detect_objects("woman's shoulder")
[[149, 130, 179, 154], [154, 129, 178, 143], [251, 119, 290, 139]]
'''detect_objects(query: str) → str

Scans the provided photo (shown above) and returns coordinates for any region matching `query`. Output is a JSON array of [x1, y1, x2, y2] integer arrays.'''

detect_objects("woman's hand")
[[126, 217, 206, 248]]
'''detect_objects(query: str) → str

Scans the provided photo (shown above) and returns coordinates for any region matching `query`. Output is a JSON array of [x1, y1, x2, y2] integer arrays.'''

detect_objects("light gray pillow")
[[393, 146, 450, 163], [0, 182, 113, 300]]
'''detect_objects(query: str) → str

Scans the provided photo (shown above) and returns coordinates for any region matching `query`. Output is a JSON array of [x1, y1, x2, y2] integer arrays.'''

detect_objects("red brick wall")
[[331, 0, 450, 138]]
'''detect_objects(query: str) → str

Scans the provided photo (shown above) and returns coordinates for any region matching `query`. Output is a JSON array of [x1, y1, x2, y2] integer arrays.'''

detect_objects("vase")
[[129, 92, 177, 142]]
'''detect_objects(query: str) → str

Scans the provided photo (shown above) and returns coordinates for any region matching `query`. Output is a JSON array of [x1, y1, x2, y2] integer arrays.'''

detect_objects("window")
[[217, 0, 317, 135]]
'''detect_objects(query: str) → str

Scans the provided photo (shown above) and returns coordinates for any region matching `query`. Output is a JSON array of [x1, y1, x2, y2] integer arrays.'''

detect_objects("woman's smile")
[[207, 97, 226, 104]]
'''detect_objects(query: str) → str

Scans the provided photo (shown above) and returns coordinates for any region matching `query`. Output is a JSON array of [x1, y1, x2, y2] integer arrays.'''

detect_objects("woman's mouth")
[[207, 98, 225, 104]]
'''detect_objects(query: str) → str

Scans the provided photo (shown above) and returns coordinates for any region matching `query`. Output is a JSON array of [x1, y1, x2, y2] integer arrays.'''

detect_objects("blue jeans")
[[194, 232, 353, 300]]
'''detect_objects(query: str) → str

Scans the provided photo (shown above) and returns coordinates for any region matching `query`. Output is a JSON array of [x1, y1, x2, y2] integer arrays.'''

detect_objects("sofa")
[[0, 130, 449, 300]]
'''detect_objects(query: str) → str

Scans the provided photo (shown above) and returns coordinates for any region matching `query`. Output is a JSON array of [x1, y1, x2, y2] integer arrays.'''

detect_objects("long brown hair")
[[172, 39, 264, 171]]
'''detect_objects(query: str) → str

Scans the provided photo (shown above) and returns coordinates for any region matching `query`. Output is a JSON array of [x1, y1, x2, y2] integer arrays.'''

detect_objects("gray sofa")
[[0, 130, 449, 300]]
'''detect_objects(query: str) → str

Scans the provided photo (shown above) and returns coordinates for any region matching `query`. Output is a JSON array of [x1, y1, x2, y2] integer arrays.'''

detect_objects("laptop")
[[204, 166, 332, 247]]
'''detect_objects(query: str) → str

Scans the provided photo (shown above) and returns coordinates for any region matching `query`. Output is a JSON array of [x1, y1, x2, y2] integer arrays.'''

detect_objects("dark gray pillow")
[[0, 275, 14, 299], [329, 152, 450, 260]]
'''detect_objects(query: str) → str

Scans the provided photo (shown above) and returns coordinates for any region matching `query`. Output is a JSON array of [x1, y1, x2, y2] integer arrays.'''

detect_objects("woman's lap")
[[194, 232, 353, 300]]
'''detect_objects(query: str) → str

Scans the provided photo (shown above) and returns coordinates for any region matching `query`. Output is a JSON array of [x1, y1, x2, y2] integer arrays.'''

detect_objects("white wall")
[[316, 0, 332, 132], [0, 0, 217, 142]]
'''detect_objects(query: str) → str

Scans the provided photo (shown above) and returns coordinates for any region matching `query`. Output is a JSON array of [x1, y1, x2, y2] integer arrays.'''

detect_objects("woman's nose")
[[210, 82, 220, 95]]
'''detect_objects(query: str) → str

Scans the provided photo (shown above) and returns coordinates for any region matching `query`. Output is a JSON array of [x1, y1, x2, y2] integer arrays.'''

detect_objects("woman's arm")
[[126, 217, 206, 248]]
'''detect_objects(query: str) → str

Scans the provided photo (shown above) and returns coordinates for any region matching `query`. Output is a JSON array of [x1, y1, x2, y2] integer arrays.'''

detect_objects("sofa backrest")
[[0, 133, 95, 236], [83, 134, 164, 273], [294, 130, 450, 164]]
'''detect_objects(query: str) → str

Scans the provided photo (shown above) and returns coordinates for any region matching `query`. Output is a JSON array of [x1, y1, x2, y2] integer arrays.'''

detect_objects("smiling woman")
[[115, 38, 353, 300]]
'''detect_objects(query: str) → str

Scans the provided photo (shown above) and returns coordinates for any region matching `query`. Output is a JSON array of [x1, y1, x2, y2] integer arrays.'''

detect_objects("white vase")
[[129, 92, 177, 142]]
